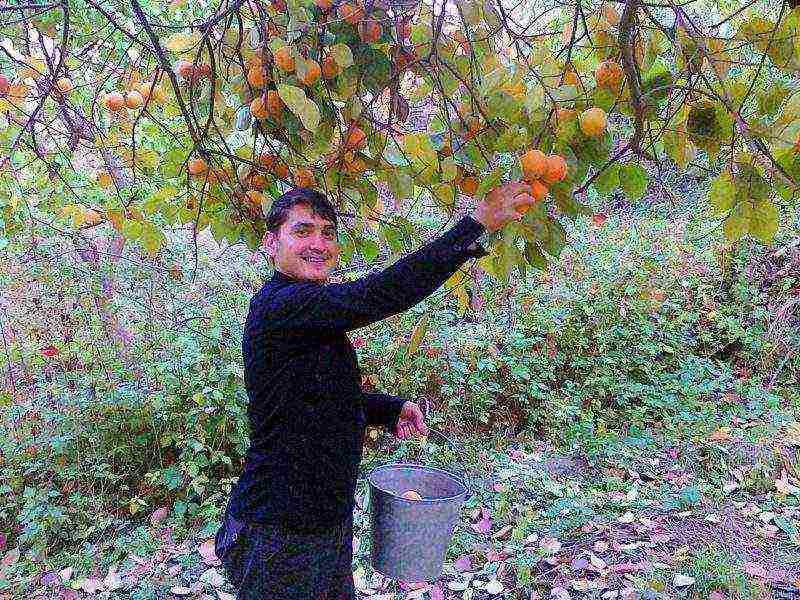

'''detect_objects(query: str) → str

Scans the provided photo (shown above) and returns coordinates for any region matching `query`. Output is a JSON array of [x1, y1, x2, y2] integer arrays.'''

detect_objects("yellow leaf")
[[406, 313, 431, 363], [164, 32, 199, 53]]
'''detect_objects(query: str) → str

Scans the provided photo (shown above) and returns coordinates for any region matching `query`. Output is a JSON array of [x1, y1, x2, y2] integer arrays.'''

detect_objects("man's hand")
[[471, 182, 537, 233], [395, 401, 429, 440]]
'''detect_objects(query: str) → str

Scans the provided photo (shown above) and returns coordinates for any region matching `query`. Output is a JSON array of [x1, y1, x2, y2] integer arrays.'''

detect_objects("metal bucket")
[[367, 428, 473, 582]]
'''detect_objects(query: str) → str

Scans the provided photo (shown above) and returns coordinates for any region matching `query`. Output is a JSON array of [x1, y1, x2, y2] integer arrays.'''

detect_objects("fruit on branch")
[[247, 65, 269, 88], [195, 63, 212, 79], [359, 19, 382, 43], [595, 60, 623, 89], [339, 2, 365, 25], [266, 90, 284, 119], [344, 123, 367, 151], [520, 149, 548, 178], [294, 168, 315, 187], [456, 174, 479, 196], [138, 82, 166, 103], [579, 107, 607, 137], [125, 90, 144, 109], [175, 60, 195, 79], [103, 91, 126, 111], [274, 47, 295, 72], [314, 0, 333, 9], [187, 157, 208, 176], [299, 59, 321, 86], [321, 55, 341, 79], [554, 107, 577, 126], [250, 94, 269, 119], [541, 155, 567, 184], [55, 77, 73, 94]]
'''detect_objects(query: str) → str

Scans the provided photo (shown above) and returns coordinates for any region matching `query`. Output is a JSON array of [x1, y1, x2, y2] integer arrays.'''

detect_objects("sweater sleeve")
[[362, 392, 406, 430], [259, 215, 489, 333]]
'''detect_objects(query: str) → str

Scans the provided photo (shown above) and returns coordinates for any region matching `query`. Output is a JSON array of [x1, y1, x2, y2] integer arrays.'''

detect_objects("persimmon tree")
[[0, 0, 798, 296]]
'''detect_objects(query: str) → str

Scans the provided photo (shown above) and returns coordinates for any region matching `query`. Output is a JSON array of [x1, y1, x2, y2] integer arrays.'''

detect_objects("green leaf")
[[359, 237, 379, 262], [330, 43, 354, 69], [750, 198, 779, 243], [277, 83, 307, 119], [618, 162, 648, 200], [723, 202, 750, 241], [298, 99, 321, 131], [474, 167, 501, 200], [708, 172, 736, 215], [593, 163, 620, 196], [406, 313, 431, 363]]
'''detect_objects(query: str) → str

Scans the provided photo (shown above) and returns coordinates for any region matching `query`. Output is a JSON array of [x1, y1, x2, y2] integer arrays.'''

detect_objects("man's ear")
[[262, 231, 277, 257]]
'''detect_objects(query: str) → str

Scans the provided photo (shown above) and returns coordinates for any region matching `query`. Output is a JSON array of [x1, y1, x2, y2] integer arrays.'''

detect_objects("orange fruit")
[[273, 160, 289, 180], [321, 55, 341, 79], [250, 95, 269, 119], [125, 90, 144, 109], [561, 70, 579, 86], [249, 173, 268, 190], [274, 47, 295, 72], [84, 208, 103, 227], [259, 152, 279, 170], [299, 59, 321, 86], [339, 2, 365, 25], [520, 149, 548, 178], [314, 0, 333, 9], [176, 60, 195, 79], [97, 173, 113, 188], [187, 157, 208, 176], [266, 90, 284, 118], [294, 168, 315, 187], [542, 155, 567, 184], [359, 19, 382, 43], [245, 190, 264, 207], [401, 490, 423, 501], [247, 65, 269, 88], [344, 124, 367, 150], [104, 91, 125, 111], [554, 107, 577, 125], [195, 63, 211, 78], [529, 179, 548, 201], [55, 77, 73, 94], [458, 176, 479, 197], [595, 60, 623, 89], [579, 107, 607, 137]]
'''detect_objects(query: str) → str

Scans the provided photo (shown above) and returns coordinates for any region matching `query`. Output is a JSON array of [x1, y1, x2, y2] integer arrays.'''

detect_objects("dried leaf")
[[673, 574, 696, 587]]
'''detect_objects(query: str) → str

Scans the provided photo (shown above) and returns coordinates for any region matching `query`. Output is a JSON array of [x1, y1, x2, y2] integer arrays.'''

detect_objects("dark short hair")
[[264, 187, 338, 234]]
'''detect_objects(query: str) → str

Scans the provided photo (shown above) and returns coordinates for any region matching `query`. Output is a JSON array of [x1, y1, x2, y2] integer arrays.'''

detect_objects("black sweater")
[[226, 214, 489, 532]]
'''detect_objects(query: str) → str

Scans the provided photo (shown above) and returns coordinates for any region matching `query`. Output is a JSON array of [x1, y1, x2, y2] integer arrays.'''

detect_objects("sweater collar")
[[269, 269, 323, 285]]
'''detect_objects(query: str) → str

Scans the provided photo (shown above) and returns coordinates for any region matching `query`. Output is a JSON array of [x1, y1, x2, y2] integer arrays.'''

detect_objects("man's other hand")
[[395, 401, 429, 440]]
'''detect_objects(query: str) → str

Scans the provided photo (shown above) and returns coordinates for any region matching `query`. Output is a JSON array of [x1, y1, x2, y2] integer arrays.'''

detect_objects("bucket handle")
[[411, 427, 479, 501]]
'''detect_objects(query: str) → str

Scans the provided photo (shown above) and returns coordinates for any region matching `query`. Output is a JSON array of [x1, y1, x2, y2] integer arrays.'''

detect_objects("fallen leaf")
[[551, 586, 571, 600], [151, 507, 169, 526], [198, 539, 220, 565], [571, 557, 590, 572], [743, 562, 768, 578], [673, 574, 696, 587], [0, 549, 18, 569], [103, 565, 123, 591], [170, 586, 192, 595], [609, 562, 649, 574], [618, 511, 635, 524], [707, 427, 731, 442], [572, 579, 590, 592], [77, 577, 104, 593], [540, 537, 562, 554], [593, 541, 609, 553], [59, 566, 73, 582], [486, 579, 504, 594], [454, 555, 472, 571]]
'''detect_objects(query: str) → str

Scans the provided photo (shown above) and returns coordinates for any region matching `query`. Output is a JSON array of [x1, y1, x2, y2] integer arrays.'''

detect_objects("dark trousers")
[[215, 508, 356, 599]]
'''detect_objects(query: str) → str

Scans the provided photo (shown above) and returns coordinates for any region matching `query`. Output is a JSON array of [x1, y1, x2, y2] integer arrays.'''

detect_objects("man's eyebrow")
[[291, 222, 335, 229]]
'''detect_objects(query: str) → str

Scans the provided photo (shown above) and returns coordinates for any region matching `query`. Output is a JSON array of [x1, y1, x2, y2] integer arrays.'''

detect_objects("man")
[[215, 182, 535, 599]]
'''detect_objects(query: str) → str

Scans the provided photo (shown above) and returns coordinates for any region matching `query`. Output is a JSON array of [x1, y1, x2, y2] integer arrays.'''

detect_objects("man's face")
[[263, 203, 340, 283]]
